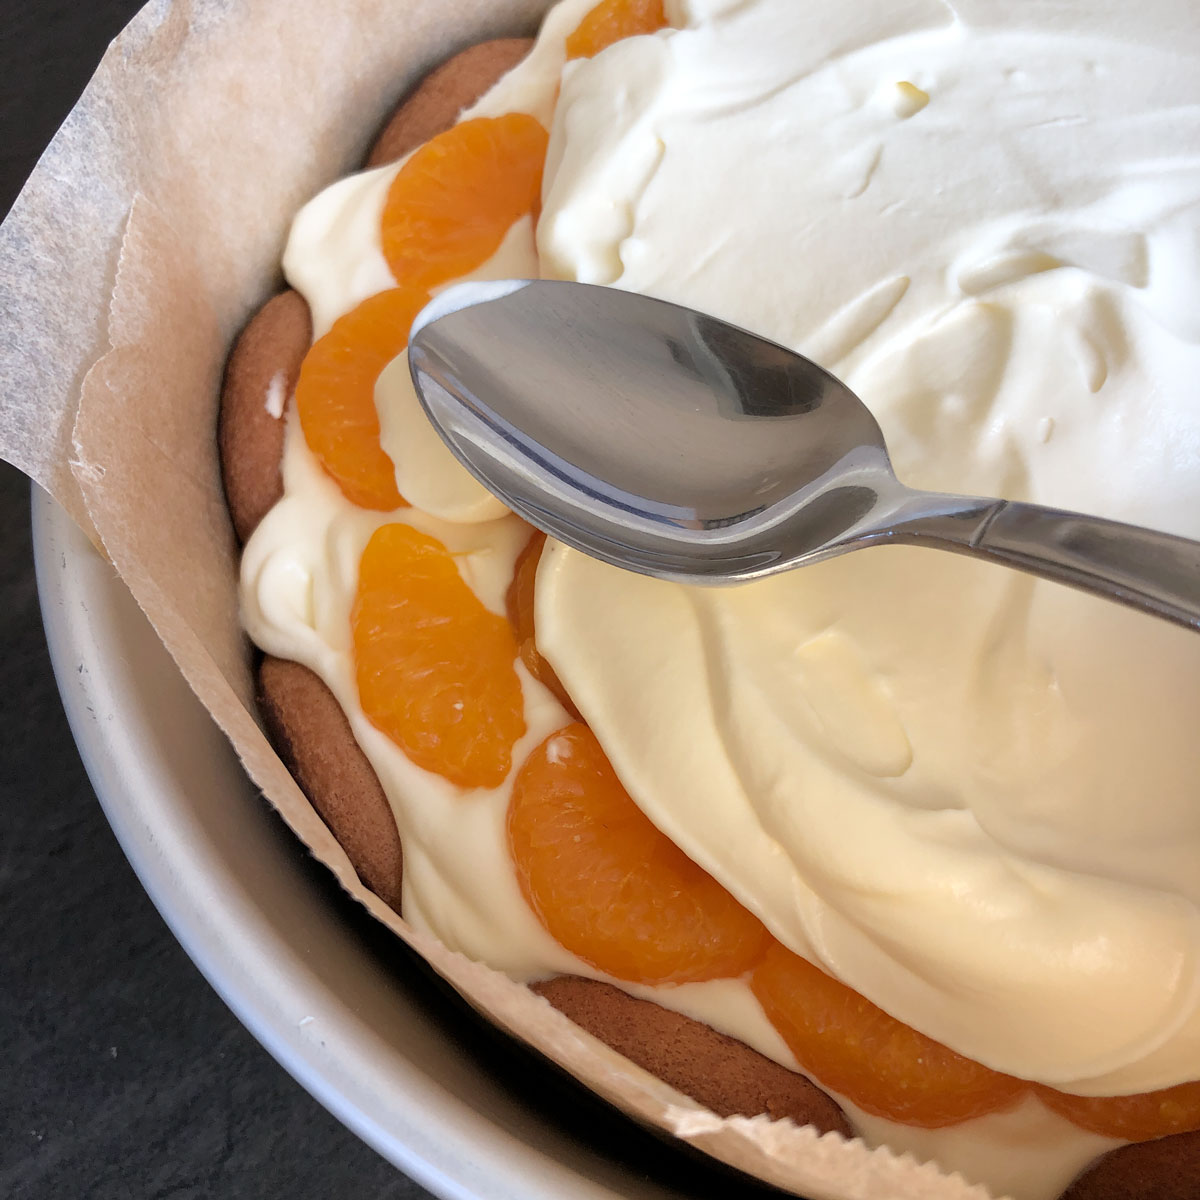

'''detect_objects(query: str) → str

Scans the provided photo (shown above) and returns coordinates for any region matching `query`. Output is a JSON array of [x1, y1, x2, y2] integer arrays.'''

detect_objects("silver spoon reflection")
[[408, 279, 1200, 631]]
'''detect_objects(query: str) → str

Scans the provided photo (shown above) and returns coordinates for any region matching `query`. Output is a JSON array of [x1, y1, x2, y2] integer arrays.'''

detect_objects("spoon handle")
[[902, 500, 1200, 631]]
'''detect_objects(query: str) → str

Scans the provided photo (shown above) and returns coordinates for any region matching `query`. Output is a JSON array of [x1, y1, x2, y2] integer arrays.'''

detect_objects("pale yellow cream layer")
[[537, 0, 1200, 1094]]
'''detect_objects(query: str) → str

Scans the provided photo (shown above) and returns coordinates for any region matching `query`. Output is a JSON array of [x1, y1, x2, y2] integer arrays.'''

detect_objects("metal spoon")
[[409, 279, 1200, 631]]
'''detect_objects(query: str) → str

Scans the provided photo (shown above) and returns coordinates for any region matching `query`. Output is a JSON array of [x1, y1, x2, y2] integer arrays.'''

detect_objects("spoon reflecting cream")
[[409, 279, 1200, 630]]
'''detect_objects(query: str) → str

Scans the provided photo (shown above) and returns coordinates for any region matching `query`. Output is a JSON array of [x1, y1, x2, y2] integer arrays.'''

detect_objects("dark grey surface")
[[0, 2, 429, 1196]]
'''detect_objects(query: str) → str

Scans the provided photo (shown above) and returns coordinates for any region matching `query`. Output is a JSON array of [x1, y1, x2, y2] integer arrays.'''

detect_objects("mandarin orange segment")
[[508, 723, 771, 984], [565, 0, 669, 60], [1036, 1080, 1200, 1142], [381, 114, 548, 293], [296, 287, 427, 510], [751, 942, 1027, 1127], [506, 530, 581, 719], [353, 523, 526, 788]]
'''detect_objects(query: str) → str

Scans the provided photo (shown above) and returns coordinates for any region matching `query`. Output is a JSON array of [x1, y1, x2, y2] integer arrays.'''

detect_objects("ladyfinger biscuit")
[[533, 976, 853, 1135], [1061, 1130, 1200, 1200], [218, 288, 310, 544], [258, 656, 404, 910], [365, 39, 535, 168]]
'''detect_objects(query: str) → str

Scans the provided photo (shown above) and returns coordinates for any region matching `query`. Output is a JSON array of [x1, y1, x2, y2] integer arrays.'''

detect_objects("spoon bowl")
[[409, 279, 1200, 629]]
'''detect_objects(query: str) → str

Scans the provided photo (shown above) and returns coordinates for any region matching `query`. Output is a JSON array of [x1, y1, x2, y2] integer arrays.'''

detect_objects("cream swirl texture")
[[535, 0, 1200, 1092]]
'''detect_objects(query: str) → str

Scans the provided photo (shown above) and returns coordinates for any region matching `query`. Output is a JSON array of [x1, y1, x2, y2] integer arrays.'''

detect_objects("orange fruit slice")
[[381, 114, 548, 293], [1037, 1080, 1200, 1142], [506, 530, 581, 718], [353, 523, 526, 788], [509, 722, 771, 984], [566, 0, 669, 60], [295, 287, 427, 510], [751, 941, 1027, 1126]]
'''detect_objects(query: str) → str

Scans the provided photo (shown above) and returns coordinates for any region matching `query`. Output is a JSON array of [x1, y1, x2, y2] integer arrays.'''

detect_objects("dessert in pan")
[[220, 0, 1200, 1196]]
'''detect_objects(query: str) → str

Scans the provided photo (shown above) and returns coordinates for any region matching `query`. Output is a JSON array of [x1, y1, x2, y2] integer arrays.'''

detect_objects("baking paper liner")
[[0, 2, 995, 1196]]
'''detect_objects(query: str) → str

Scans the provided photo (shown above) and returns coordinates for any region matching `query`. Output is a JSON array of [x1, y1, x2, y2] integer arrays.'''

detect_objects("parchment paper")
[[0, 3, 995, 1196]]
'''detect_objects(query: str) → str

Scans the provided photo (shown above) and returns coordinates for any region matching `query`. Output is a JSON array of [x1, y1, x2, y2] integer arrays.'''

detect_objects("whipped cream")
[[537, 0, 1200, 1094], [234, 0, 1200, 1193]]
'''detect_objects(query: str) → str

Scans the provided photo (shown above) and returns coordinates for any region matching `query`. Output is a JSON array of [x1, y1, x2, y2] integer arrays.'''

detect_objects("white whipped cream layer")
[[535, 0, 1200, 1094]]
